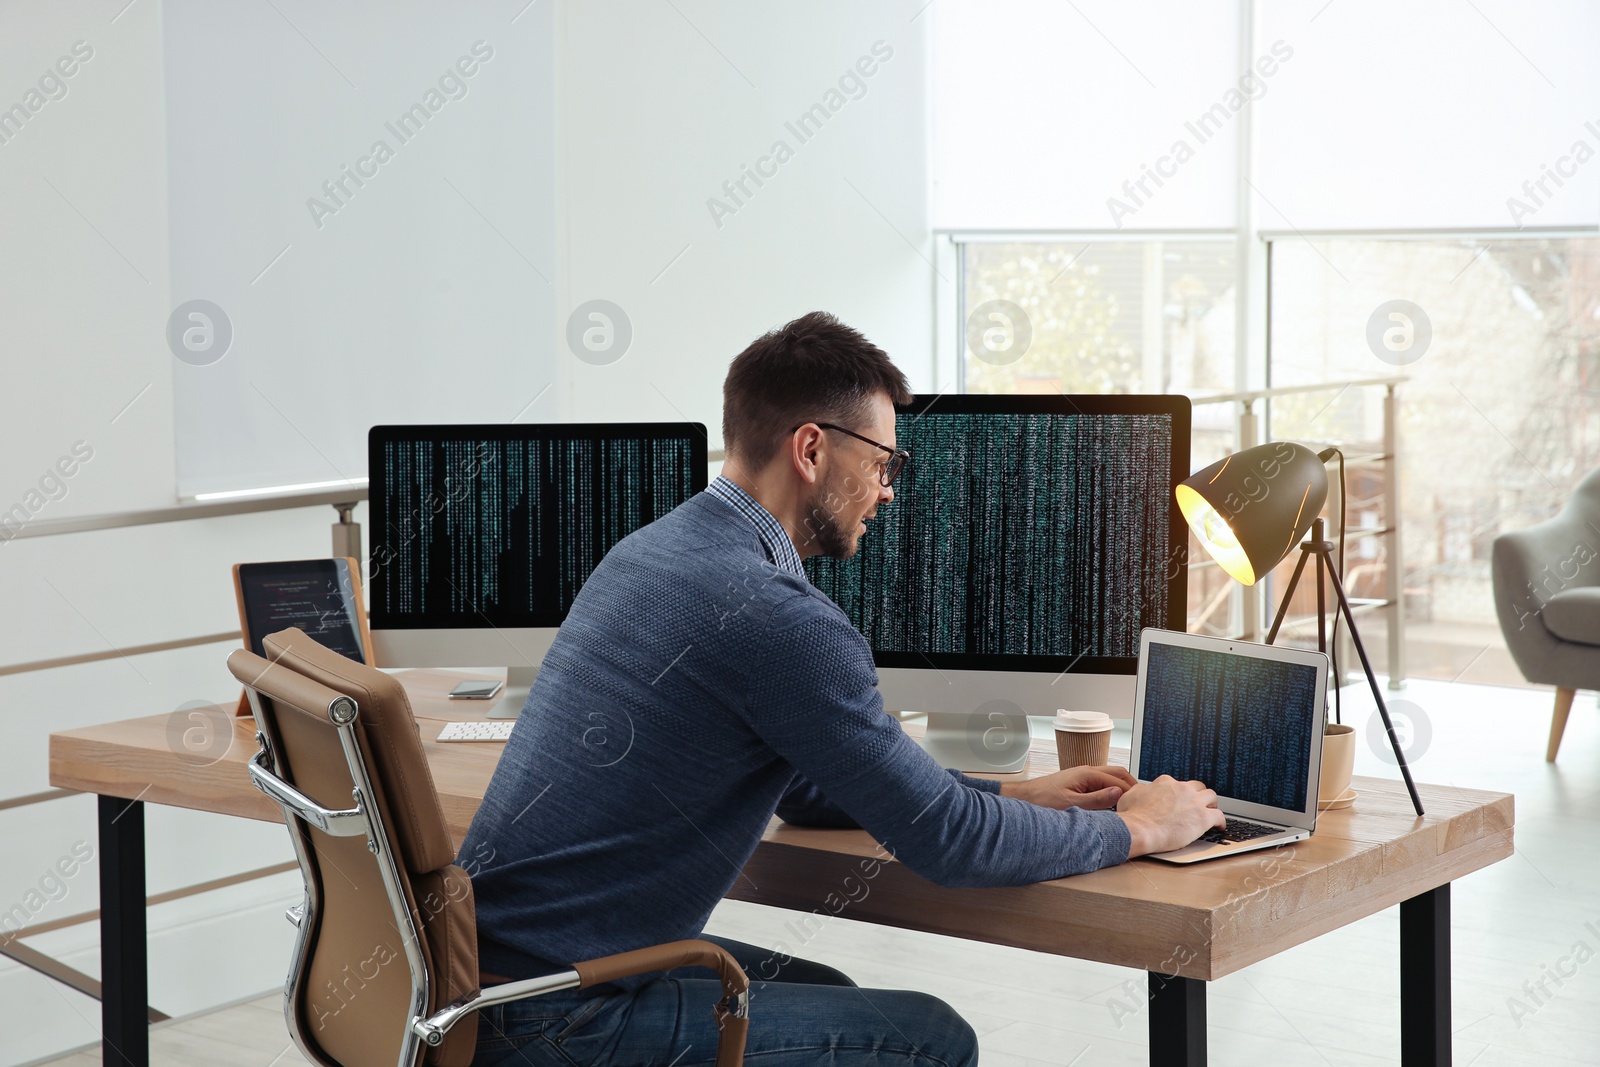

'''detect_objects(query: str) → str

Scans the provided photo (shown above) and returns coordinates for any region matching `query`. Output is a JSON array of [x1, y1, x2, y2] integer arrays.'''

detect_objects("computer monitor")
[[805, 394, 1190, 770], [367, 423, 708, 717]]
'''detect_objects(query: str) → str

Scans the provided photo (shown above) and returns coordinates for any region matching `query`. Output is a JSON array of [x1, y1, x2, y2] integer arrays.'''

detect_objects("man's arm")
[[775, 772, 858, 828], [745, 597, 1132, 887], [777, 768, 1000, 829]]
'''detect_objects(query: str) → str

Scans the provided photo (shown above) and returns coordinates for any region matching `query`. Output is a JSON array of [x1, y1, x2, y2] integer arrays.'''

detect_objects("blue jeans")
[[470, 935, 979, 1067]]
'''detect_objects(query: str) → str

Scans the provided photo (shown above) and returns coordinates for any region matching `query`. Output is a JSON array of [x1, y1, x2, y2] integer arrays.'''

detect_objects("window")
[[1268, 235, 1600, 683], [936, 0, 1600, 686], [961, 239, 1236, 398]]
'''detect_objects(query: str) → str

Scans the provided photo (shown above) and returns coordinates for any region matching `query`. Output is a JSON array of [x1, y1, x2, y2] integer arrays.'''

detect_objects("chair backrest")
[[1571, 466, 1600, 523], [228, 628, 479, 1067]]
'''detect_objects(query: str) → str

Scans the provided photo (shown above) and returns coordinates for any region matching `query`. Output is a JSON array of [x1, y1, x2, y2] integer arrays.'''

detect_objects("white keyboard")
[[437, 720, 516, 743]]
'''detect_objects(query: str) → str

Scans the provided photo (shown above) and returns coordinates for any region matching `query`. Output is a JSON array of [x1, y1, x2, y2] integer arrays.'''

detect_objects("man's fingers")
[[1077, 786, 1123, 810], [1103, 766, 1138, 787], [1083, 769, 1131, 791]]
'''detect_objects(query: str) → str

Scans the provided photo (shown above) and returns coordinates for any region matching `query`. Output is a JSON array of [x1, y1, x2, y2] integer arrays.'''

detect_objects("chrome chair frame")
[[244, 687, 747, 1067]]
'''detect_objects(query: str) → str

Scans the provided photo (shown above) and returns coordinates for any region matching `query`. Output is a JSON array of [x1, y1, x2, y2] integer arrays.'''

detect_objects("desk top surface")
[[49, 669, 1513, 979]]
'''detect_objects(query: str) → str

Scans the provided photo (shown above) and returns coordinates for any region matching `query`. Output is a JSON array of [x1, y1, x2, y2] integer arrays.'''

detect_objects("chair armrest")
[[413, 939, 749, 1067], [573, 940, 749, 1067], [572, 939, 748, 998]]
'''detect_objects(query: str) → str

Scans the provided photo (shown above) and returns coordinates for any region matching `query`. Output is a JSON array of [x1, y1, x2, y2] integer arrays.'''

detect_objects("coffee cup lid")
[[1053, 710, 1113, 732]]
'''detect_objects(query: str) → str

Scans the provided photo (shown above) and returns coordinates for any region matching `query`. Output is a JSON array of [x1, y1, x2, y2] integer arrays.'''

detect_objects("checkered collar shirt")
[[706, 475, 805, 577]]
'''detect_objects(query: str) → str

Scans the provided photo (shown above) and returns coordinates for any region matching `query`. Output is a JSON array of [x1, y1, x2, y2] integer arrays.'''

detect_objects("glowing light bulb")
[[1175, 483, 1258, 586], [1200, 505, 1238, 550]]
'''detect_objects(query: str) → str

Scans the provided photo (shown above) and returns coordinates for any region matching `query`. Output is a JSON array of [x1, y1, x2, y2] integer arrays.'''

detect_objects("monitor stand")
[[485, 666, 540, 720], [915, 711, 1031, 773]]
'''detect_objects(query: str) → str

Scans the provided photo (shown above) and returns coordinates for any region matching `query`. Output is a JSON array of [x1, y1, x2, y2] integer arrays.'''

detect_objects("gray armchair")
[[1493, 467, 1600, 761]]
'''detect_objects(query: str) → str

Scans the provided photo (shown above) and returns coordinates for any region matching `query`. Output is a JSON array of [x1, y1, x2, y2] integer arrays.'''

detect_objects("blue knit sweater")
[[461, 491, 1131, 982]]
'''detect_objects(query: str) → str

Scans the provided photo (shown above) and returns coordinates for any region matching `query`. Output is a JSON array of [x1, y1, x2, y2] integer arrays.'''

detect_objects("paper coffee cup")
[[1053, 710, 1113, 769]]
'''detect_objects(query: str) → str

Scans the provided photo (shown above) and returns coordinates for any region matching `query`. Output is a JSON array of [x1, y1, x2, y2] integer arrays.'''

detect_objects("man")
[[463, 312, 1223, 1067]]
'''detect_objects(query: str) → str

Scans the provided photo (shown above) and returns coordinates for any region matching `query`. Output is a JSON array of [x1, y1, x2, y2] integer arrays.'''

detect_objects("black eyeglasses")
[[793, 422, 912, 487]]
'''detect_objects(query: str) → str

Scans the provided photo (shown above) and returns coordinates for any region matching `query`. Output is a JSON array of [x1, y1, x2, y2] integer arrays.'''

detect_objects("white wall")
[[162, 0, 939, 499], [553, 0, 941, 432], [165, 0, 560, 497], [0, 3, 322, 1060], [0, 1, 934, 1062]]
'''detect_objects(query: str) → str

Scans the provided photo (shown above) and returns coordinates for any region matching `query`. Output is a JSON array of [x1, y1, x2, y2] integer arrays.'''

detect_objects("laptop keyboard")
[[1199, 818, 1285, 845]]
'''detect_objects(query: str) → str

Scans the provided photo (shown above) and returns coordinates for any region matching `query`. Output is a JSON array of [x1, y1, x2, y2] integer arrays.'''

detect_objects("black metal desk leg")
[[1400, 883, 1451, 1066], [1149, 973, 1206, 1067], [99, 795, 148, 1067]]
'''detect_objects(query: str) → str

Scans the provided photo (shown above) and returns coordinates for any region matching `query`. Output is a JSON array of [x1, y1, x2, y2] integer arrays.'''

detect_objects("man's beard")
[[801, 471, 861, 559]]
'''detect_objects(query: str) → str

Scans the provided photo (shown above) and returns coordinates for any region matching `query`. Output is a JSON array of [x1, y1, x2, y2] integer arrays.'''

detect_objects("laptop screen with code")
[[1138, 641, 1321, 812]]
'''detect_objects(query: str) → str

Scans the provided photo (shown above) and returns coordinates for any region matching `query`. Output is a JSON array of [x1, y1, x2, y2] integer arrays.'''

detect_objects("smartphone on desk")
[[449, 679, 505, 700]]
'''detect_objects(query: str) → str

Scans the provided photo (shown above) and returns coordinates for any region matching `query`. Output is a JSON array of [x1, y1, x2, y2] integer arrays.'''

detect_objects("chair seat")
[[1544, 588, 1600, 646]]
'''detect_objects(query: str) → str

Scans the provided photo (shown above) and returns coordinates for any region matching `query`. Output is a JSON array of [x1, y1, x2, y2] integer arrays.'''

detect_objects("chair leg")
[[1547, 687, 1577, 763]]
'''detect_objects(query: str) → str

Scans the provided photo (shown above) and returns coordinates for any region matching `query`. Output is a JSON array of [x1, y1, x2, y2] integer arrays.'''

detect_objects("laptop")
[[1130, 628, 1329, 864]]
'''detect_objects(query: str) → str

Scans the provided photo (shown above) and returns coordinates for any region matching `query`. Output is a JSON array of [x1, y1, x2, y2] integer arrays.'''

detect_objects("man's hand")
[[1114, 775, 1226, 857], [1000, 765, 1137, 811]]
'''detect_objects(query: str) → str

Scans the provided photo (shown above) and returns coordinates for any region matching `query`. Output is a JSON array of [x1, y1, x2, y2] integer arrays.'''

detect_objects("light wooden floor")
[[38, 677, 1600, 1066]]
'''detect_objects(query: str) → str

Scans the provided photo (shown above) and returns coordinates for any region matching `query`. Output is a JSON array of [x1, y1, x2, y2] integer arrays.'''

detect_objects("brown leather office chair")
[[228, 627, 749, 1067]]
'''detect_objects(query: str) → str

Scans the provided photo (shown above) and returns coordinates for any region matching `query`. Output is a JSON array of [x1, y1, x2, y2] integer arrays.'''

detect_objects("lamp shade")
[[1175, 442, 1329, 586]]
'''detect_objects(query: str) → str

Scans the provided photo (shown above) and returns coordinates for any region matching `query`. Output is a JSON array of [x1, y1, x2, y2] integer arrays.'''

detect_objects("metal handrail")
[[3, 449, 728, 544], [2, 860, 300, 945], [1189, 375, 1407, 407], [1, 486, 368, 543], [0, 631, 242, 678]]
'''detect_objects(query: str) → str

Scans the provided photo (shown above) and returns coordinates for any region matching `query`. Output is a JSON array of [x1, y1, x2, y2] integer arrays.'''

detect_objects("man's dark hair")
[[722, 311, 912, 470]]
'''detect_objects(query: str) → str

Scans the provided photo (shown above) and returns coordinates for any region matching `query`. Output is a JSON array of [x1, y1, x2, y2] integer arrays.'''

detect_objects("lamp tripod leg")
[[1326, 562, 1426, 817], [1264, 548, 1313, 645], [1314, 541, 1327, 654], [1311, 543, 1344, 726]]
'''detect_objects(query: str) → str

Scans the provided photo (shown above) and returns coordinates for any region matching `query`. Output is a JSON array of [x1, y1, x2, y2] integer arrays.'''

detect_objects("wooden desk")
[[51, 672, 1513, 1067]]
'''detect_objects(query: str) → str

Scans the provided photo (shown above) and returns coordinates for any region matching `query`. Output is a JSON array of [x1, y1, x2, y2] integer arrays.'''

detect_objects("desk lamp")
[[1176, 441, 1425, 817]]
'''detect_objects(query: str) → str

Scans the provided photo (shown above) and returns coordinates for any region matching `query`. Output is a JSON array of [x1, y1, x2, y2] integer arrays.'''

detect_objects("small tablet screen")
[[237, 559, 366, 663]]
